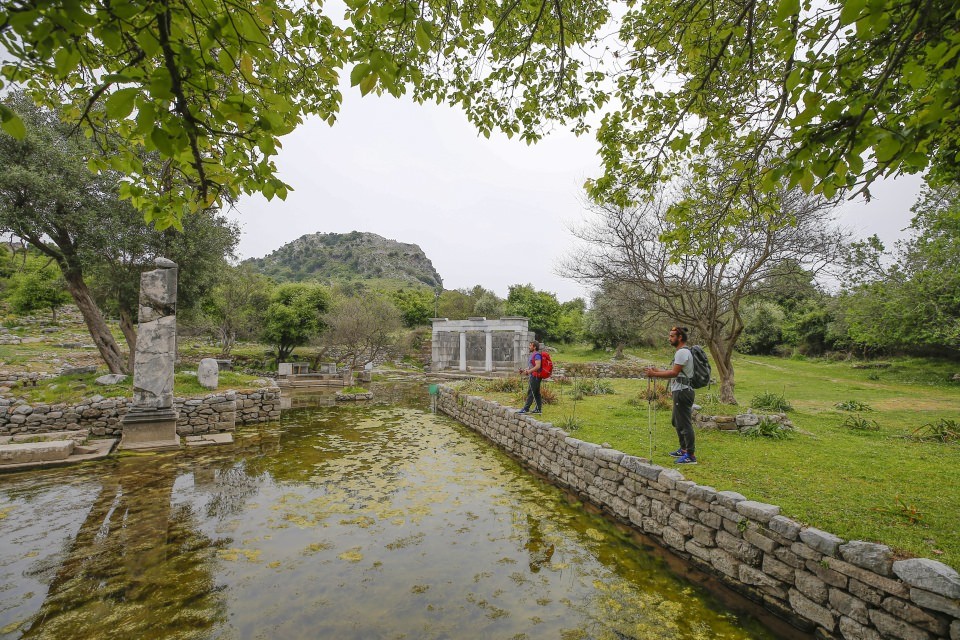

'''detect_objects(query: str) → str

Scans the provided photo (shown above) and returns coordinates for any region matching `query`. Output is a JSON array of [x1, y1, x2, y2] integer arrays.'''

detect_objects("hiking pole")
[[647, 376, 654, 461]]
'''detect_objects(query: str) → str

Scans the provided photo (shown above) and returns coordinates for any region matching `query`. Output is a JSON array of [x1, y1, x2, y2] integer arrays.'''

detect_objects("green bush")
[[740, 418, 791, 440], [556, 415, 584, 431], [835, 399, 873, 412], [750, 391, 793, 412], [841, 414, 880, 432], [572, 378, 615, 397], [910, 418, 959, 443]]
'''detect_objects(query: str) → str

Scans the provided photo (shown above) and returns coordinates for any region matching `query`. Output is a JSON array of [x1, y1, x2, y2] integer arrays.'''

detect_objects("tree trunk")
[[614, 343, 625, 360], [709, 341, 737, 405], [119, 307, 138, 374], [63, 272, 128, 374], [218, 325, 234, 357]]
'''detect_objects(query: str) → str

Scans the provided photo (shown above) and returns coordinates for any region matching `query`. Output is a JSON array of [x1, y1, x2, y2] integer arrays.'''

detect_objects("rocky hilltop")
[[246, 231, 443, 288]]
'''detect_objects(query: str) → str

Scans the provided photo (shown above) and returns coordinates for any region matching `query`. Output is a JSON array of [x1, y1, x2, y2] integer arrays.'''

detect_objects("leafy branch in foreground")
[[0, 0, 609, 228]]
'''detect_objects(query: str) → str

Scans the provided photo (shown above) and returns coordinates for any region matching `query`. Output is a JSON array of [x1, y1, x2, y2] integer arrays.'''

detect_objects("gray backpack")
[[685, 345, 711, 389]]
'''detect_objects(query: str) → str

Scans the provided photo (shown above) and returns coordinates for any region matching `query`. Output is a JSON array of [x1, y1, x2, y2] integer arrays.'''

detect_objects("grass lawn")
[[467, 347, 960, 570]]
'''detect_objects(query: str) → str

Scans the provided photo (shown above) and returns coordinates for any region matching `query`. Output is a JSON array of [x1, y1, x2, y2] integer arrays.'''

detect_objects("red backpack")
[[538, 352, 553, 379]]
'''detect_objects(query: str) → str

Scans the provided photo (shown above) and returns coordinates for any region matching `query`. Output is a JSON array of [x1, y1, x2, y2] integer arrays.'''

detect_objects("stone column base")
[[120, 410, 181, 451]]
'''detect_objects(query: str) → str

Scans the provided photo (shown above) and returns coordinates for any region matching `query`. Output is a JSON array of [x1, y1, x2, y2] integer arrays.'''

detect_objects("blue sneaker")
[[668, 448, 685, 457], [517, 409, 529, 414], [676, 453, 698, 465]]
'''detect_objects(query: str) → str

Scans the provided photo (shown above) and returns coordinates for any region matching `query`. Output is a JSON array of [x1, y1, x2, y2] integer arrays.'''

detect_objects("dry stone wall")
[[437, 386, 960, 640], [0, 387, 281, 438]]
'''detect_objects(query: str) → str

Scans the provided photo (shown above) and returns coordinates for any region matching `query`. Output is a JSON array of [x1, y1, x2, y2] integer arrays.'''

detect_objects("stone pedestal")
[[120, 409, 180, 451]]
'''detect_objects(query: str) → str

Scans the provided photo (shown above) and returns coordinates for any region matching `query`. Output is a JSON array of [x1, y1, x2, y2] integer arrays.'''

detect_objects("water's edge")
[[437, 386, 959, 640]]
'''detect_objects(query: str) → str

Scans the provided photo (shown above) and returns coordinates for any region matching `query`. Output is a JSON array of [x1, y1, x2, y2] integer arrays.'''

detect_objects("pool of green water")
[[1, 393, 781, 639]]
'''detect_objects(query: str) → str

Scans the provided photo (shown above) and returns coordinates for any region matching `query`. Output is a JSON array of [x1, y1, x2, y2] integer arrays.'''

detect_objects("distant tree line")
[[2, 94, 956, 384]]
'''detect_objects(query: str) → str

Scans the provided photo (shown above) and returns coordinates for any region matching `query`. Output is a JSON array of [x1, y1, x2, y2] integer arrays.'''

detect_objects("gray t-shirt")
[[671, 347, 694, 392]]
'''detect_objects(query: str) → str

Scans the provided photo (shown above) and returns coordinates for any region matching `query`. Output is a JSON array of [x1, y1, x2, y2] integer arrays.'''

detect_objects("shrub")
[[556, 415, 584, 431], [740, 418, 792, 440], [750, 391, 793, 412], [841, 414, 880, 432], [627, 385, 671, 410], [571, 378, 614, 397], [835, 399, 873, 412], [487, 376, 526, 393], [909, 418, 959, 443]]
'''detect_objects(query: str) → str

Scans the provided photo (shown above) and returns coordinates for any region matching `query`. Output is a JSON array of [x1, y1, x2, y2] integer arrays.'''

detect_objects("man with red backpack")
[[518, 340, 544, 414]]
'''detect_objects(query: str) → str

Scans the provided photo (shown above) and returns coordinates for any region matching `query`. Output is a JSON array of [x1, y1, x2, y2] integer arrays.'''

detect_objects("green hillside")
[[245, 231, 443, 288]]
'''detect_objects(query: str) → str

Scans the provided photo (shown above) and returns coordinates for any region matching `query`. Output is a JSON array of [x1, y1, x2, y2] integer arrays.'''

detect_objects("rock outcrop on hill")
[[245, 231, 442, 288]]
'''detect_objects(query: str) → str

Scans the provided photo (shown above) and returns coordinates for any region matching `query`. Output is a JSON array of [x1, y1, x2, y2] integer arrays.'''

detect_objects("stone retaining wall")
[[438, 386, 960, 640], [561, 361, 649, 379], [0, 387, 282, 438]]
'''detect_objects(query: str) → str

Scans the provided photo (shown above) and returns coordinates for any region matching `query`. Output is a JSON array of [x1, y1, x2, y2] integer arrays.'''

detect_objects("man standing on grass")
[[644, 326, 697, 465], [518, 340, 542, 414]]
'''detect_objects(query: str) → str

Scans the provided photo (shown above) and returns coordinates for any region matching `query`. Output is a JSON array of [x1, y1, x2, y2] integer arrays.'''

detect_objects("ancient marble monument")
[[119, 258, 180, 450], [431, 317, 535, 373]]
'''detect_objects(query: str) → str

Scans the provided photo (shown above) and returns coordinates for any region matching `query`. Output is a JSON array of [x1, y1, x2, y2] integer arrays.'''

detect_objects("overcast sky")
[[230, 86, 924, 303]]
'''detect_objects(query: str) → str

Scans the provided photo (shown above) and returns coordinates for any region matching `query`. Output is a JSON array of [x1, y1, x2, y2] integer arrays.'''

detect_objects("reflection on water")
[[1, 395, 778, 639]]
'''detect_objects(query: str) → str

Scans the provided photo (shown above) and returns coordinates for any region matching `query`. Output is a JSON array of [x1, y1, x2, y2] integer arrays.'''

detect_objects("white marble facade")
[[431, 317, 535, 372]]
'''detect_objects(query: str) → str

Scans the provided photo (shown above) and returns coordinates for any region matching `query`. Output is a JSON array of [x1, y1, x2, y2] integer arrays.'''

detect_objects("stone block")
[[657, 468, 684, 489], [716, 530, 762, 566], [710, 548, 741, 579], [849, 578, 884, 606], [800, 527, 844, 557], [792, 541, 824, 562], [893, 559, 960, 599], [642, 517, 663, 537], [698, 510, 722, 529], [768, 515, 802, 540], [796, 570, 829, 603], [663, 525, 687, 551], [829, 588, 870, 625], [868, 609, 932, 640], [668, 512, 694, 536], [839, 616, 882, 640], [596, 447, 623, 464], [840, 541, 894, 576], [685, 540, 713, 562], [909, 587, 960, 618], [807, 559, 849, 589], [651, 500, 671, 525], [736, 500, 781, 523], [687, 485, 718, 503], [715, 490, 747, 509], [743, 527, 779, 553], [739, 564, 788, 600], [789, 588, 837, 632], [762, 554, 796, 583], [0, 440, 73, 464], [828, 556, 910, 597], [678, 502, 700, 520], [692, 523, 716, 547], [882, 596, 950, 636]]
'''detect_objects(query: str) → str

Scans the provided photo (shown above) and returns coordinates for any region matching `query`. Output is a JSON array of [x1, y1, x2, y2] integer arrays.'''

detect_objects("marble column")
[[484, 331, 493, 372], [459, 331, 467, 371], [120, 258, 180, 450]]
